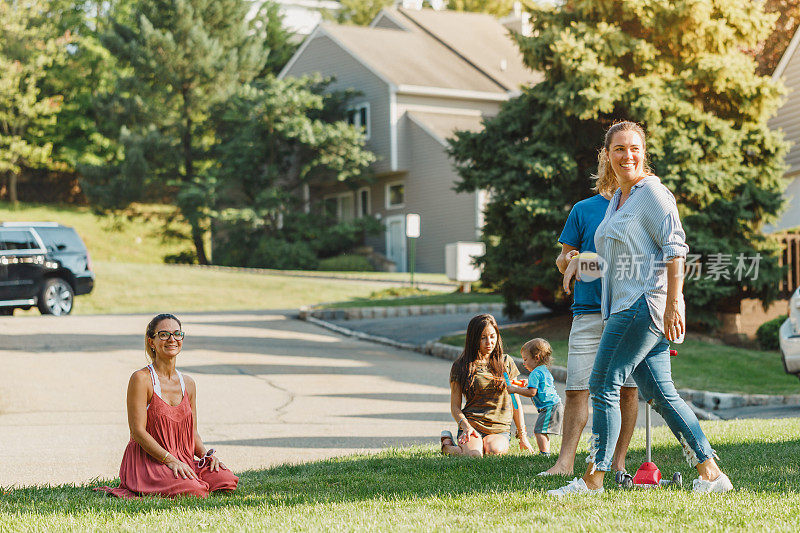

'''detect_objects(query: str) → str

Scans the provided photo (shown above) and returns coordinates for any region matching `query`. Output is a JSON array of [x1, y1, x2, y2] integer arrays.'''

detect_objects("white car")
[[779, 287, 800, 377]]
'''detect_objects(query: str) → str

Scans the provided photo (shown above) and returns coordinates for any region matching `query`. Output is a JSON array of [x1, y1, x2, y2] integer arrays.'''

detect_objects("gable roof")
[[773, 24, 800, 79], [321, 23, 510, 93], [280, 7, 540, 96], [406, 111, 484, 147], [392, 7, 538, 91]]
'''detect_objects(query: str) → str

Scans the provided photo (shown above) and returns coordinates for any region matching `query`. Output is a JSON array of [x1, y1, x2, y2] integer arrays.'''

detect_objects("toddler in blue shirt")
[[507, 338, 564, 455]]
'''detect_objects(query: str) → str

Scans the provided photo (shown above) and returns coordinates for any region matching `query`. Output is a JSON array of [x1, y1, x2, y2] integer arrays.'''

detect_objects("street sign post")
[[406, 214, 420, 286]]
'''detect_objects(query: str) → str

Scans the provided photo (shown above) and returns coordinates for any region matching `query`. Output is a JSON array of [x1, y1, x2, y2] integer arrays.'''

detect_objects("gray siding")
[[402, 117, 478, 273], [372, 13, 407, 31], [283, 33, 393, 173], [772, 43, 800, 176]]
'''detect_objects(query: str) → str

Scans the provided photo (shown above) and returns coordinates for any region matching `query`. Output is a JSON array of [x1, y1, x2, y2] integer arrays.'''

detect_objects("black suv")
[[0, 223, 94, 316]]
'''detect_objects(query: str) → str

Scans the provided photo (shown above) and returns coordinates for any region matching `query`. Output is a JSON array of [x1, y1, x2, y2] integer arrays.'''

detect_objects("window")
[[323, 192, 355, 222], [0, 229, 40, 252], [385, 182, 404, 209], [357, 187, 371, 217], [347, 103, 370, 140]]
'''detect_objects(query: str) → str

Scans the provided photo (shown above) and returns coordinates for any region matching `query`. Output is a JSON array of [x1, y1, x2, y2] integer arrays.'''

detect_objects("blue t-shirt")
[[558, 194, 609, 315], [527, 365, 560, 410]]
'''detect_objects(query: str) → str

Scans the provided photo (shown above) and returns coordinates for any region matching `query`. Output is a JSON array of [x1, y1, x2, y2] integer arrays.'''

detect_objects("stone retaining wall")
[[300, 301, 543, 321]]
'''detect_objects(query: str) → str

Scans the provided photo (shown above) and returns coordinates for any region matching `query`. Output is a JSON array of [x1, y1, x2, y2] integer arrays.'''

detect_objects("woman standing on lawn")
[[440, 314, 534, 456], [96, 313, 238, 498], [549, 121, 732, 496]]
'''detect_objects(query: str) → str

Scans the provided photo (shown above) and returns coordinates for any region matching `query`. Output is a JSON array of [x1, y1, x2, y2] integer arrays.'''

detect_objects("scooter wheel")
[[672, 472, 682, 487]]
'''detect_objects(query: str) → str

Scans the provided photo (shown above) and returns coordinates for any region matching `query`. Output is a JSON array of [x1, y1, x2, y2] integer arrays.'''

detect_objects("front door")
[[385, 215, 406, 272]]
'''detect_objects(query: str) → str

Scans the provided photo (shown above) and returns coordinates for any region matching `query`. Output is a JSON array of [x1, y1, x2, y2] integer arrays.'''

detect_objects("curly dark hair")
[[450, 314, 505, 392]]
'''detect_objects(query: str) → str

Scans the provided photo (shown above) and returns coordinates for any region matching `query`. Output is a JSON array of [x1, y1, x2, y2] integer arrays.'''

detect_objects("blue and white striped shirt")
[[594, 175, 688, 332]]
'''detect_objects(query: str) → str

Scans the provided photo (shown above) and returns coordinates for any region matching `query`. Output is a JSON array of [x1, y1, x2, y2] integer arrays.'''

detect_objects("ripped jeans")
[[588, 295, 715, 472]]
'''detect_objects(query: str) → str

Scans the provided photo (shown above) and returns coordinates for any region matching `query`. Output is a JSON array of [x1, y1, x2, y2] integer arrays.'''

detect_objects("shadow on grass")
[[2, 437, 799, 516]]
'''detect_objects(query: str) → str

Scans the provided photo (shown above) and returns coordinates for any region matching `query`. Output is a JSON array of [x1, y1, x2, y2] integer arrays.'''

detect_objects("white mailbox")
[[445, 242, 485, 282]]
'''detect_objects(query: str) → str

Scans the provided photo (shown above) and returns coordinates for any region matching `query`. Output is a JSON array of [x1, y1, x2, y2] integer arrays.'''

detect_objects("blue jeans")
[[588, 295, 715, 471]]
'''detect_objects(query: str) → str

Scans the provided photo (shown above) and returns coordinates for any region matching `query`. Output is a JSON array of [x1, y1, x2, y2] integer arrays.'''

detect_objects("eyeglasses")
[[155, 330, 185, 341]]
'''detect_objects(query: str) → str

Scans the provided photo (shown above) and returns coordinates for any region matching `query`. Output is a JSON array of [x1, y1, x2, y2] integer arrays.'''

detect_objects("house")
[[279, 5, 540, 272], [771, 27, 800, 234]]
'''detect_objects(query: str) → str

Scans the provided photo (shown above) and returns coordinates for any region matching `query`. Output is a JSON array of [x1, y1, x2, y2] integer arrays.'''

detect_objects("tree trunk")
[[180, 86, 208, 265], [191, 223, 209, 265], [9, 173, 18, 206]]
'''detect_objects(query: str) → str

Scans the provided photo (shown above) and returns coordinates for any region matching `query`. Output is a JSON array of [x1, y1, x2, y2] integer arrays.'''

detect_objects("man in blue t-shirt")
[[538, 191, 639, 477]]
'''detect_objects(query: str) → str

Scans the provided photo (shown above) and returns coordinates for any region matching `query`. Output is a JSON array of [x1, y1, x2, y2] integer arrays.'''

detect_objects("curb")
[[301, 315, 788, 421], [300, 301, 544, 321]]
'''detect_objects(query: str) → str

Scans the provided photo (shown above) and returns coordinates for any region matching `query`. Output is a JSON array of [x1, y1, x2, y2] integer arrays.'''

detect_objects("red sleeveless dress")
[[96, 367, 238, 498]]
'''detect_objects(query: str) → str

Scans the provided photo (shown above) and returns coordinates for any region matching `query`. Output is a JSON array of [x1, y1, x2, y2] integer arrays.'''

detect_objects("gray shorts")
[[534, 401, 563, 435], [566, 313, 637, 390]]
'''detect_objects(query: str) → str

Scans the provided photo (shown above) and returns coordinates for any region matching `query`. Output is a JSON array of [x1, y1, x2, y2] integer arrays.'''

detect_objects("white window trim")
[[357, 187, 371, 217], [323, 192, 355, 221], [385, 181, 405, 210], [347, 102, 371, 140]]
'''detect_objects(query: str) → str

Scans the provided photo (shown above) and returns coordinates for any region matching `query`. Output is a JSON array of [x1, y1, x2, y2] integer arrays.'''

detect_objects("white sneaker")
[[692, 473, 733, 493], [547, 477, 604, 497]]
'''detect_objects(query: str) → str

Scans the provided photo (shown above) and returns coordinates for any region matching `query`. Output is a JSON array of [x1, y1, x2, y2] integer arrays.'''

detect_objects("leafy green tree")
[[251, 1, 298, 76], [209, 76, 378, 269], [329, 0, 518, 26], [85, 0, 267, 264], [0, 0, 67, 206], [448, 0, 514, 16], [450, 0, 788, 320], [38, 1, 136, 172]]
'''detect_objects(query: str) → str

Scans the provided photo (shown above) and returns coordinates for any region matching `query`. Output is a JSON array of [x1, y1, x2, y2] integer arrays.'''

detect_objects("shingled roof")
[[285, 6, 540, 95]]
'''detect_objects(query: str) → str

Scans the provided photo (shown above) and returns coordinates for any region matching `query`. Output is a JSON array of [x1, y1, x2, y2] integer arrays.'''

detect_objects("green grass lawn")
[[0, 201, 192, 264], [2, 417, 799, 531], [440, 315, 800, 395], [11, 261, 382, 315]]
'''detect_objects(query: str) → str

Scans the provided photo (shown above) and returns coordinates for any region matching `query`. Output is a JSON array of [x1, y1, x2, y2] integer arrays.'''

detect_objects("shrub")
[[368, 287, 438, 299], [318, 254, 375, 272], [247, 238, 319, 270], [163, 250, 197, 264], [756, 314, 787, 351]]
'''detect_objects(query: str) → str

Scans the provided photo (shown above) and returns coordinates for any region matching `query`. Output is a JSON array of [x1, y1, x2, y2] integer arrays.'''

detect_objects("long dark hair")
[[450, 314, 505, 392], [145, 313, 182, 363]]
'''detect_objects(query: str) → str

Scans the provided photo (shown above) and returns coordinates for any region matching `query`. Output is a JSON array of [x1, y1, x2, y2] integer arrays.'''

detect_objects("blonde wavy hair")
[[592, 121, 652, 198]]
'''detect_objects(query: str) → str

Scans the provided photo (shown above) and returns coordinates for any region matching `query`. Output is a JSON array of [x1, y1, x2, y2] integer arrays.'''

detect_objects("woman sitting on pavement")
[[97, 313, 238, 498], [440, 314, 534, 457], [548, 121, 732, 496]]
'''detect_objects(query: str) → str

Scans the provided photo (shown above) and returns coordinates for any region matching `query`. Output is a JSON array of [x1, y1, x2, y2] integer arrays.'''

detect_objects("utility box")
[[445, 242, 485, 286]]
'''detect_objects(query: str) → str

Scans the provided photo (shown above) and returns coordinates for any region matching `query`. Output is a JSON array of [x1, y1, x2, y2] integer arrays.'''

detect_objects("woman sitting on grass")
[[97, 313, 238, 498], [440, 314, 534, 456]]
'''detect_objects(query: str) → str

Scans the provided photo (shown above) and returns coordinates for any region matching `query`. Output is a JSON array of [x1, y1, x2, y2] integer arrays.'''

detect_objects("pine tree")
[[0, 0, 67, 205], [449, 0, 788, 320], [88, 0, 267, 264]]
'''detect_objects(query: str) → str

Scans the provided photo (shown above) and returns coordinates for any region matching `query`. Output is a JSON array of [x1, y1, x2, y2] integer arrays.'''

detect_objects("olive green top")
[[461, 354, 520, 434]]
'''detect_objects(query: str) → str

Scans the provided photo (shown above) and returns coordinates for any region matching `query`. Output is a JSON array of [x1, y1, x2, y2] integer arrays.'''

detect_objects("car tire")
[[37, 278, 74, 316], [0, 308, 13, 316]]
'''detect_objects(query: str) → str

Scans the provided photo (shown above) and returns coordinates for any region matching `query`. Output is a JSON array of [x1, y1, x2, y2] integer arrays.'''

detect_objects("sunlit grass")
[[2, 418, 798, 531]]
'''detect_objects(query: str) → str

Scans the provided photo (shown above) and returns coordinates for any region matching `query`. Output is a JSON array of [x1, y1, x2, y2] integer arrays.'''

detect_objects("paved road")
[[330, 308, 551, 346], [0, 311, 668, 487]]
